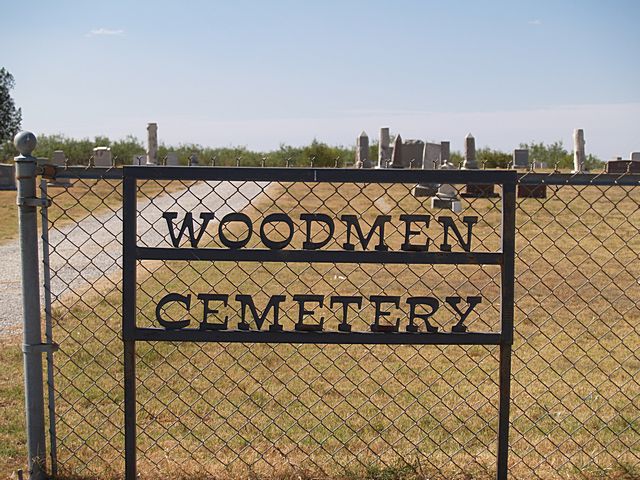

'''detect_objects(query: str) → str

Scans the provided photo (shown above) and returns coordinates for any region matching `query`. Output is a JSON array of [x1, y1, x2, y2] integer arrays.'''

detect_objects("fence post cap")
[[14, 131, 37, 155]]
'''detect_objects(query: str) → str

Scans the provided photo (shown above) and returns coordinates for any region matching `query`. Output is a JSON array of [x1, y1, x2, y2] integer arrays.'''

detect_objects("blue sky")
[[2, 0, 639, 158]]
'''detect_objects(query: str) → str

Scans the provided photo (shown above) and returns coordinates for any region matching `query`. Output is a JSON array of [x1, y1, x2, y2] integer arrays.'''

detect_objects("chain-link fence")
[[41, 167, 639, 479]]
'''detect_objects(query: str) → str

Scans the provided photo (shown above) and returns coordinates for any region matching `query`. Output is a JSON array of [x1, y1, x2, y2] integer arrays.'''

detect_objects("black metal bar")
[[123, 165, 517, 184], [55, 166, 123, 179], [54, 166, 640, 187], [122, 175, 137, 479], [497, 344, 512, 480], [136, 247, 504, 265], [500, 183, 516, 344], [130, 327, 502, 345], [122, 176, 137, 340], [123, 340, 136, 480], [497, 181, 516, 479], [517, 172, 640, 186]]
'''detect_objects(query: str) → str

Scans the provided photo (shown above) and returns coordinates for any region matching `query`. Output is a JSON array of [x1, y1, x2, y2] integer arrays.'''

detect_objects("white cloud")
[[528, 19, 542, 26], [87, 28, 124, 37]]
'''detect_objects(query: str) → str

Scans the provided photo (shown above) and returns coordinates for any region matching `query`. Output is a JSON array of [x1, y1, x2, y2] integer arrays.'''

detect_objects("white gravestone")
[[147, 122, 158, 165], [630, 152, 640, 162], [431, 160, 461, 213], [413, 142, 440, 197], [573, 129, 586, 173], [463, 133, 478, 169], [378, 127, 391, 168], [93, 147, 112, 167], [355, 131, 372, 168]]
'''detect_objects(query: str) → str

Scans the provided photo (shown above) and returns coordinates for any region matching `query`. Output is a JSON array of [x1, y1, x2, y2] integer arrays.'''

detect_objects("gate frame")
[[122, 166, 517, 480]]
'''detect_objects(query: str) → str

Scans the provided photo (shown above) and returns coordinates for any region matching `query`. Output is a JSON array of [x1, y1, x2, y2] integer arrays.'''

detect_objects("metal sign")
[[122, 166, 516, 479]]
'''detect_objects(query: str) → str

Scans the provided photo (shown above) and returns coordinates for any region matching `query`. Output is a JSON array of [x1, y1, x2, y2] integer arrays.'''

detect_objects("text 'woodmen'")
[[163, 212, 479, 252]]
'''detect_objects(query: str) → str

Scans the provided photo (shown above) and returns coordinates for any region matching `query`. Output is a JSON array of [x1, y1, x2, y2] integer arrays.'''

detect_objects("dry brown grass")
[[1, 179, 639, 480]]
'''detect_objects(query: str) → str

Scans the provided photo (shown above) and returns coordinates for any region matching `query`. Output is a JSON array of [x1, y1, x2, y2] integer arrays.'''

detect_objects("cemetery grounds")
[[0, 175, 639, 480]]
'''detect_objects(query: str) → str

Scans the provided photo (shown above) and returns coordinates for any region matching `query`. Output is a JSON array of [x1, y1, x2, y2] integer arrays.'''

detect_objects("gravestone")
[[48, 150, 72, 187], [402, 140, 425, 168], [606, 154, 640, 173], [0, 164, 16, 190], [390, 134, 404, 168], [431, 160, 461, 212], [413, 142, 440, 197], [461, 133, 497, 198], [93, 147, 113, 167], [513, 149, 529, 169], [378, 127, 391, 168], [166, 152, 179, 166], [355, 131, 372, 168], [147, 123, 158, 165], [462, 133, 478, 169], [440, 141, 451, 167], [573, 128, 586, 173]]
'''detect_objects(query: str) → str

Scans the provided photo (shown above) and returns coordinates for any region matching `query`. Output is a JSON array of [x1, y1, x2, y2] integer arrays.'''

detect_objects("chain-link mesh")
[[43, 170, 639, 479]]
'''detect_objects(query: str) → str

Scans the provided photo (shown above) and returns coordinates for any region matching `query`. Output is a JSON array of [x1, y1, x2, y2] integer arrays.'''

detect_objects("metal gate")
[[121, 166, 516, 479]]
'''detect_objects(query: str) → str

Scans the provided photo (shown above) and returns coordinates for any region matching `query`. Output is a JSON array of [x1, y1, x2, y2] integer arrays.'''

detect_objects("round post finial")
[[14, 131, 37, 156]]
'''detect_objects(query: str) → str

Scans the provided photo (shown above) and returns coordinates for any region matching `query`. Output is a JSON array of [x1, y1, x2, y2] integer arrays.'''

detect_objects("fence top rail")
[[52, 165, 640, 186], [121, 166, 517, 183], [517, 172, 640, 186]]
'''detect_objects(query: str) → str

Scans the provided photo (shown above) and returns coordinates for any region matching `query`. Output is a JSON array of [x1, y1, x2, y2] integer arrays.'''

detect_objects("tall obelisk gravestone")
[[461, 133, 498, 198]]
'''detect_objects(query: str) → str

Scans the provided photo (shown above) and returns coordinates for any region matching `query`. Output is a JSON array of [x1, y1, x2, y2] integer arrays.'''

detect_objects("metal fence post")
[[14, 131, 47, 480]]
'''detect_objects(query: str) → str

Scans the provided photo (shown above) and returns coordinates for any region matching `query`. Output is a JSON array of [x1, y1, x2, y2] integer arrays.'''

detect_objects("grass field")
[[1, 178, 639, 479], [0, 179, 191, 245]]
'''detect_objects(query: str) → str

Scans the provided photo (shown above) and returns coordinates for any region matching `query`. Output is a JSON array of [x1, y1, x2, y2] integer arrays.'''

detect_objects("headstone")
[[147, 123, 158, 165], [93, 147, 112, 167], [573, 128, 586, 173], [390, 134, 404, 168], [518, 183, 547, 198], [431, 160, 461, 213], [606, 158, 640, 173], [631, 152, 640, 162], [378, 127, 391, 168], [461, 133, 497, 198], [513, 149, 529, 169], [402, 140, 424, 168], [0, 164, 16, 190], [166, 152, 179, 166], [440, 141, 451, 167], [462, 133, 478, 169], [188, 154, 199, 166], [355, 131, 372, 168], [47, 150, 72, 187], [413, 142, 441, 197]]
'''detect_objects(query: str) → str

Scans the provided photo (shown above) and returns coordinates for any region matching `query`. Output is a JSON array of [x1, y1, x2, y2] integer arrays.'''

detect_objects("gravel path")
[[0, 180, 267, 336]]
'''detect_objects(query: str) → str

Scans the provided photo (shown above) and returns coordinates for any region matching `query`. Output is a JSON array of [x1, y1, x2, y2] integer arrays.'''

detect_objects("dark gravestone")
[[462, 133, 497, 198], [606, 159, 640, 173], [0, 164, 16, 191]]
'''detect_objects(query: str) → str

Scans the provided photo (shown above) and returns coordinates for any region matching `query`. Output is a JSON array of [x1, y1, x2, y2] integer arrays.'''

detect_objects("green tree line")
[[1, 135, 355, 168], [1, 134, 603, 170]]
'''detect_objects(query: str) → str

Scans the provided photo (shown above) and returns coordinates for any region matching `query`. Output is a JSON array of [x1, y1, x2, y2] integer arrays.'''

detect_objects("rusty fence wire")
[[40, 168, 639, 479]]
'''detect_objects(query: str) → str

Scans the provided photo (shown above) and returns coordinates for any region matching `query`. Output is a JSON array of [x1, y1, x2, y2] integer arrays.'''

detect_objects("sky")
[[2, 0, 639, 158]]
